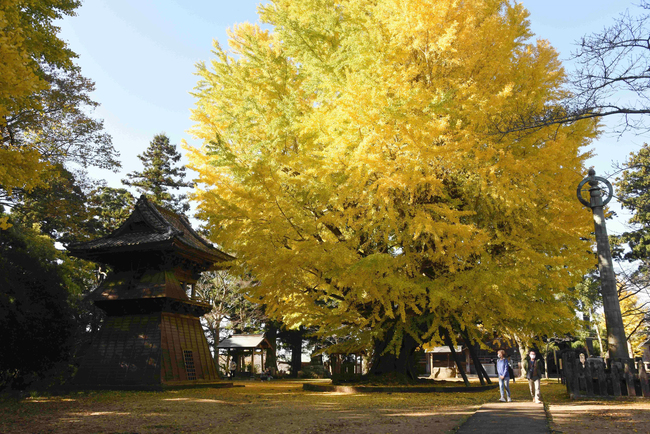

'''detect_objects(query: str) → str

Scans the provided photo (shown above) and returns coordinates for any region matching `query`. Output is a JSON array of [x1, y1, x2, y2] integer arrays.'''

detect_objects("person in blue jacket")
[[496, 349, 512, 402]]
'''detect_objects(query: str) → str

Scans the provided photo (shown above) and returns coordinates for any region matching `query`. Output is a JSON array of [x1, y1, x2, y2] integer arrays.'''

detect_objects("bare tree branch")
[[493, 2, 650, 135]]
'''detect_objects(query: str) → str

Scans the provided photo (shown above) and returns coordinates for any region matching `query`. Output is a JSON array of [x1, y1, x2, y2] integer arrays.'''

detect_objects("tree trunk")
[[212, 328, 220, 374], [544, 343, 549, 379], [462, 333, 492, 385], [289, 329, 303, 378], [514, 334, 529, 379], [441, 328, 470, 387], [467, 344, 485, 385], [265, 322, 278, 373], [368, 324, 420, 380]]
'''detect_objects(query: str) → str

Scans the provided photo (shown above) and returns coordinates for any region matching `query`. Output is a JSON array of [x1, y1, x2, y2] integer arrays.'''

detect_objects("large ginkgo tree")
[[187, 0, 597, 377]]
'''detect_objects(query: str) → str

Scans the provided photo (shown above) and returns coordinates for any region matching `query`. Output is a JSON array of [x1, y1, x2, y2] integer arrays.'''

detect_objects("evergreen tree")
[[122, 133, 192, 214], [9, 164, 92, 243], [0, 220, 76, 389], [86, 186, 135, 236], [10, 168, 135, 243], [613, 147, 650, 355], [616, 143, 650, 268]]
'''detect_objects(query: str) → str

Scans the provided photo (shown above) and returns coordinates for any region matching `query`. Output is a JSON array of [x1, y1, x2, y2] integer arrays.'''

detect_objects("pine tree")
[[616, 144, 650, 266], [122, 133, 192, 214]]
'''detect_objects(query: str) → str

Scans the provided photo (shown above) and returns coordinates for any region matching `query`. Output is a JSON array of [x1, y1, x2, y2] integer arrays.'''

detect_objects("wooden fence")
[[561, 351, 650, 399]]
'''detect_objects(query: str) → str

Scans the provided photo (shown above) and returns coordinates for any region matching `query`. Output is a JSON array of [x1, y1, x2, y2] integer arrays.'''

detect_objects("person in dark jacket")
[[229, 359, 237, 378], [496, 349, 512, 402], [522, 350, 545, 403]]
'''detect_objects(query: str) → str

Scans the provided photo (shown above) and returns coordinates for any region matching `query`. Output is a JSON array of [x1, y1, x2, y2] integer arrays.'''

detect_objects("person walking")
[[229, 359, 237, 379], [507, 356, 515, 383], [496, 350, 512, 402], [523, 350, 545, 403]]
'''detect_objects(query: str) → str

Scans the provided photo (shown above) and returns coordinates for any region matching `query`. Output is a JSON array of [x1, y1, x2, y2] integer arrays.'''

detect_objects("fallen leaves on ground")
[[0, 380, 492, 434], [541, 381, 650, 434]]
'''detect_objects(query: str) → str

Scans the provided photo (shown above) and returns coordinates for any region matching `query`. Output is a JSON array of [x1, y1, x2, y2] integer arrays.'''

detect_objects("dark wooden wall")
[[74, 312, 218, 389], [160, 312, 218, 383], [74, 314, 162, 387]]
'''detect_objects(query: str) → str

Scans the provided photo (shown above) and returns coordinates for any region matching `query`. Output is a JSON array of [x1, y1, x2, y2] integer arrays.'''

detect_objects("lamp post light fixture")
[[577, 168, 629, 361]]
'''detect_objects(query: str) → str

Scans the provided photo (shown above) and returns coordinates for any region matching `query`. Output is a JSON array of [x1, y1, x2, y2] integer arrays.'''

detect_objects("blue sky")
[[58, 0, 646, 235]]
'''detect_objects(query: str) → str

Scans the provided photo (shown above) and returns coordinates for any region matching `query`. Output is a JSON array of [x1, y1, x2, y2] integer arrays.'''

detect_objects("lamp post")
[[577, 168, 629, 361]]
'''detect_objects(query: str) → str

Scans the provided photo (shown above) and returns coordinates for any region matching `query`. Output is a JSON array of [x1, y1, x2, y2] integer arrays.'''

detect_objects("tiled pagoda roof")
[[68, 195, 233, 265]]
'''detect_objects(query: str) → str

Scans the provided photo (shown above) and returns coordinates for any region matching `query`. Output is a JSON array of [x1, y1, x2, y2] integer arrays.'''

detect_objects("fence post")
[[584, 360, 594, 396], [562, 353, 569, 395], [611, 361, 622, 397], [575, 358, 586, 394], [639, 361, 650, 398], [566, 352, 580, 398], [562, 353, 571, 395], [595, 360, 608, 396], [624, 359, 637, 397]]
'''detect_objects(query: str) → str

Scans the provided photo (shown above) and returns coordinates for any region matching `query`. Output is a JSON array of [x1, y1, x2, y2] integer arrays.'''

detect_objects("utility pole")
[[577, 168, 629, 361]]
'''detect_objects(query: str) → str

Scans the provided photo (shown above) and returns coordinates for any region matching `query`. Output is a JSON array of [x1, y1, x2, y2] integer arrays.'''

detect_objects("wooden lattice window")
[[183, 350, 197, 380]]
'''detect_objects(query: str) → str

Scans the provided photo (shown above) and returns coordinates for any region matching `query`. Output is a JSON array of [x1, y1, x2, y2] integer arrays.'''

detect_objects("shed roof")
[[68, 195, 233, 267], [217, 334, 272, 349], [425, 346, 463, 353]]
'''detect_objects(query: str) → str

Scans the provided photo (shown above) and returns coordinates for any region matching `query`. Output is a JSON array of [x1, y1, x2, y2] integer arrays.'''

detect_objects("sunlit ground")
[[541, 379, 650, 434], [0, 379, 490, 434], [1, 379, 648, 433]]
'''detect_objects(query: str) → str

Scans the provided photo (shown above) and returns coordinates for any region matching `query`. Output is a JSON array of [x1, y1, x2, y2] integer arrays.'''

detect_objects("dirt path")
[[456, 401, 548, 434], [548, 402, 650, 434], [538, 381, 650, 434]]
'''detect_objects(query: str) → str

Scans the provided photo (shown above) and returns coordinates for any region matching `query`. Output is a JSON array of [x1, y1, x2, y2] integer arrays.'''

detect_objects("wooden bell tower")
[[68, 196, 232, 389]]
